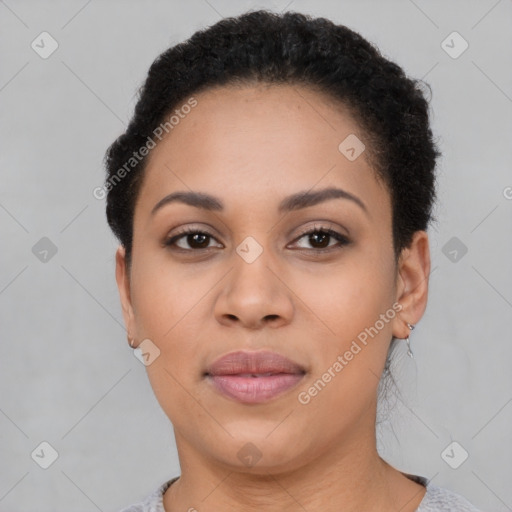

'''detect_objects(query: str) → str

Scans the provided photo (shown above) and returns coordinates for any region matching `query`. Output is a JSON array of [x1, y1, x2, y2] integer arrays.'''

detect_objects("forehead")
[[135, 83, 390, 222]]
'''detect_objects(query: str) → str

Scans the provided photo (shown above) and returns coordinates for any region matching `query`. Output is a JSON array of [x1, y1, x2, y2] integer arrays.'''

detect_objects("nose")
[[213, 248, 294, 330]]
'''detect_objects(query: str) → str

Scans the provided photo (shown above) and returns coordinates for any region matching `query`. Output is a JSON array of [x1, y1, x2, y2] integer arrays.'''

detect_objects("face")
[[116, 83, 430, 474]]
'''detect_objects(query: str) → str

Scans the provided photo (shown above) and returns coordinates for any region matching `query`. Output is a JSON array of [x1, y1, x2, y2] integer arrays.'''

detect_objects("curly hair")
[[104, 9, 441, 273]]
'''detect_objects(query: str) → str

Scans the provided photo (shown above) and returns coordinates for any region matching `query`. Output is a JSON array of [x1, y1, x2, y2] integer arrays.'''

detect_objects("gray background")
[[1, 0, 511, 510]]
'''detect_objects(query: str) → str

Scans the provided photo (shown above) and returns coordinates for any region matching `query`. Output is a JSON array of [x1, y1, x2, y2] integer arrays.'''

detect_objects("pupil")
[[311, 231, 329, 248], [185, 232, 332, 250], [190, 233, 209, 248]]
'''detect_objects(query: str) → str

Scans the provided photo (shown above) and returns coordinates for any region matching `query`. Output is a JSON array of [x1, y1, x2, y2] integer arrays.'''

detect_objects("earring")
[[405, 323, 415, 358]]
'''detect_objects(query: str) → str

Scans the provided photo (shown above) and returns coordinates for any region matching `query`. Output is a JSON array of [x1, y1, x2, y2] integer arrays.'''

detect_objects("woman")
[[104, 9, 482, 512]]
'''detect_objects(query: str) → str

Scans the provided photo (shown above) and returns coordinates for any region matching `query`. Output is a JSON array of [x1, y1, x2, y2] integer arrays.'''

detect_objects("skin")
[[115, 83, 431, 511]]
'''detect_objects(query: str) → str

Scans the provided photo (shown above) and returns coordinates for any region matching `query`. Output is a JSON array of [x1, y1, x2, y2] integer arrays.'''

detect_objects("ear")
[[115, 245, 138, 347], [392, 230, 431, 339]]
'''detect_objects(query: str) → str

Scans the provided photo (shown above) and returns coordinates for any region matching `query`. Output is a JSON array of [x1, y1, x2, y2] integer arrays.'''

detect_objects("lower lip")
[[207, 373, 305, 404]]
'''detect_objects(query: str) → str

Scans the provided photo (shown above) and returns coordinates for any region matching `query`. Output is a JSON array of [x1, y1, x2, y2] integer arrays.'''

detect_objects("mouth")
[[228, 372, 284, 377], [204, 350, 306, 404]]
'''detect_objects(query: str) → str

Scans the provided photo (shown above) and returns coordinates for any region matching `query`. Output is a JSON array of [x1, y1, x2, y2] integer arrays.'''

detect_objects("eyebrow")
[[150, 186, 368, 216]]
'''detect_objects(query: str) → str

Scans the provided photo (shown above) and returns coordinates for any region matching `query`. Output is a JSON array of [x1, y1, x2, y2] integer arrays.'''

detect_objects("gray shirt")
[[119, 474, 482, 512]]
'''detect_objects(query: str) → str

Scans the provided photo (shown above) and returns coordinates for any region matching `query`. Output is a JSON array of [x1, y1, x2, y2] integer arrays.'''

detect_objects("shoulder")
[[416, 480, 483, 512], [118, 476, 179, 512]]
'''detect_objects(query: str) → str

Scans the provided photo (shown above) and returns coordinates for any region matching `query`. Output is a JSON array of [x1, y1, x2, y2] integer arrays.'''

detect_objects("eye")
[[163, 223, 351, 254], [290, 224, 351, 253], [164, 227, 222, 251]]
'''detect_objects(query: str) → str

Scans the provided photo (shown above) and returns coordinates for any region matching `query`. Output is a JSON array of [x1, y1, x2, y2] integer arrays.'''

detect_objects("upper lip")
[[205, 350, 306, 376]]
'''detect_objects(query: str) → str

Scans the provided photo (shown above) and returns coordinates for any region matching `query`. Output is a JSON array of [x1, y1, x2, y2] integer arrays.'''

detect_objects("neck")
[[163, 421, 426, 512]]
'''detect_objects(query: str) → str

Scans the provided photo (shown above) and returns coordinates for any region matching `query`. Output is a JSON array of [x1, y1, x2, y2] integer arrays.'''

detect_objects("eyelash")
[[163, 225, 351, 255]]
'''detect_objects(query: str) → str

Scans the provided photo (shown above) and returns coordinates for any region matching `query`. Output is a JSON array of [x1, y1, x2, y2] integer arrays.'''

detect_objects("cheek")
[[295, 255, 395, 340], [137, 278, 205, 427], [130, 254, 191, 338], [292, 255, 396, 403], [131, 274, 204, 384], [129, 257, 209, 366]]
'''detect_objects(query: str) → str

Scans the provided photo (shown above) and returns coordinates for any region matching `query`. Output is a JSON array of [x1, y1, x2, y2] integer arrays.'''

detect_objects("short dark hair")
[[104, 8, 440, 271]]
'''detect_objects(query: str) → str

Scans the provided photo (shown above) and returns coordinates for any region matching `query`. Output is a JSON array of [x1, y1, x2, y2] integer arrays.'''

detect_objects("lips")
[[205, 350, 306, 376], [204, 350, 306, 404]]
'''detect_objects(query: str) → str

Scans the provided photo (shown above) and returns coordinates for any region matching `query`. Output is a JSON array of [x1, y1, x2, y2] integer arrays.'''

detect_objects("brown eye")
[[164, 228, 222, 251], [292, 227, 350, 253], [306, 231, 330, 249], [163, 225, 350, 254]]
